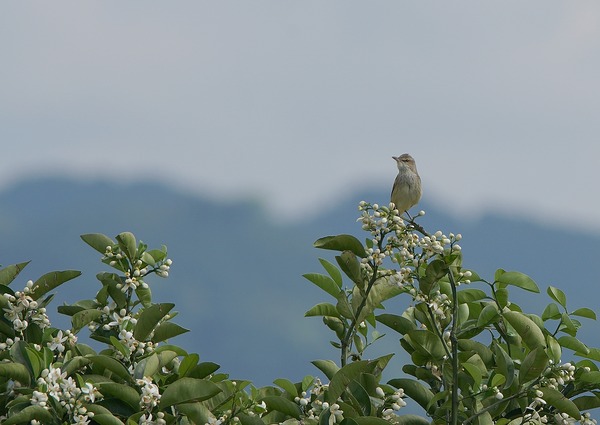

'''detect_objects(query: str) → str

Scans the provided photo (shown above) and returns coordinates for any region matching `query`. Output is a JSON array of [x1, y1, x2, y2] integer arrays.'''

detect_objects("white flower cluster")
[[139, 411, 166, 425], [35, 366, 101, 424], [156, 259, 172, 278], [357, 202, 463, 286], [47, 329, 77, 355], [2, 280, 51, 334], [137, 376, 161, 410], [374, 387, 407, 420]]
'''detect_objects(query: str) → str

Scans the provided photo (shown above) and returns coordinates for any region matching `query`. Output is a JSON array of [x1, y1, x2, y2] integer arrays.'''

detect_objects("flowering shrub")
[[0, 203, 599, 425]]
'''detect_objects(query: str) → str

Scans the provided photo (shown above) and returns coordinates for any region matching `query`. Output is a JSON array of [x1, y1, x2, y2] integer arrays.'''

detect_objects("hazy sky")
[[2, 2, 600, 232]]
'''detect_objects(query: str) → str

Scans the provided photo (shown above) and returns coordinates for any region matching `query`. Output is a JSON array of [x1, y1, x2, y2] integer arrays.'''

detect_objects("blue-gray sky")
[[2, 2, 600, 232]]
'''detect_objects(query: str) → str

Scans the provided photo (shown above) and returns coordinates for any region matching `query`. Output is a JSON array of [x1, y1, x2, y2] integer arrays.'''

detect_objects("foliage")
[[0, 202, 599, 425]]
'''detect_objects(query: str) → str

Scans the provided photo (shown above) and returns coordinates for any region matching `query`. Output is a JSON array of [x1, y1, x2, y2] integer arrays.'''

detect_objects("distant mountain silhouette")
[[1, 177, 598, 389]]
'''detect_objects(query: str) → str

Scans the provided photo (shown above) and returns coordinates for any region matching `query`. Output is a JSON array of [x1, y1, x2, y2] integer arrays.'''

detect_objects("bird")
[[391, 153, 422, 216]]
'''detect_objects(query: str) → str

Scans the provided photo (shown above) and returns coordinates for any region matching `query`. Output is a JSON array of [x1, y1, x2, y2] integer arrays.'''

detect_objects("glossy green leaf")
[[456, 288, 487, 303], [326, 360, 374, 404], [179, 353, 199, 378], [580, 371, 600, 384], [336, 251, 363, 285], [305, 303, 340, 318], [133, 303, 174, 341], [160, 377, 222, 407], [538, 387, 580, 419], [152, 321, 189, 343], [261, 396, 302, 419], [458, 339, 494, 366], [30, 270, 81, 300], [0, 261, 30, 286], [0, 362, 31, 386], [492, 343, 515, 389], [63, 356, 92, 376], [405, 330, 447, 361], [547, 286, 567, 308], [503, 311, 546, 350], [389, 416, 430, 425], [376, 313, 416, 335], [87, 355, 133, 383], [519, 347, 548, 384], [116, 232, 137, 260], [303, 273, 342, 298], [134, 353, 160, 380], [81, 233, 115, 255], [319, 258, 343, 287], [2, 405, 53, 425], [547, 335, 562, 363], [477, 304, 500, 327], [189, 362, 220, 379], [573, 394, 600, 411], [558, 335, 589, 354], [496, 271, 539, 293], [542, 303, 561, 321], [274, 378, 298, 396], [463, 362, 482, 389], [97, 382, 141, 409], [387, 378, 434, 412], [314, 235, 367, 258], [572, 307, 597, 320], [72, 309, 103, 332]]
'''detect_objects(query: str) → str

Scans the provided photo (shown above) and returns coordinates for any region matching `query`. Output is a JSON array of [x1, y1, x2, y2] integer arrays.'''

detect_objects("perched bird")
[[391, 153, 422, 215]]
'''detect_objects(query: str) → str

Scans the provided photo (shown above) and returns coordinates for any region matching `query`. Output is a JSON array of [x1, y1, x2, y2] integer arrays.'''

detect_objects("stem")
[[448, 268, 459, 425], [340, 264, 379, 367]]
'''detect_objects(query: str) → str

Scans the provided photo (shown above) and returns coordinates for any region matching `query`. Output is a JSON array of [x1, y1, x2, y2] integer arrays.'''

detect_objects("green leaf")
[[547, 286, 567, 308], [84, 404, 125, 425], [319, 258, 343, 287], [496, 271, 539, 293], [305, 303, 341, 318], [492, 343, 515, 389], [116, 232, 138, 260], [262, 395, 302, 419], [72, 309, 104, 332], [458, 339, 494, 366], [133, 303, 175, 341], [572, 307, 597, 320], [456, 288, 487, 304], [327, 360, 374, 403], [178, 353, 199, 378], [405, 330, 447, 361], [538, 387, 581, 419], [579, 371, 600, 384], [152, 321, 189, 343], [376, 313, 416, 335], [87, 355, 133, 383], [189, 362, 220, 379], [558, 336, 589, 354], [0, 261, 30, 286], [311, 360, 339, 380], [573, 394, 600, 411], [0, 362, 31, 386], [30, 270, 81, 300], [160, 377, 222, 408], [477, 304, 500, 327], [542, 302, 561, 321], [303, 273, 342, 298], [2, 405, 53, 425], [462, 362, 482, 390], [387, 378, 434, 413], [390, 415, 430, 425], [314, 235, 367, 258], [503, 311, 546, 350], [134, 353, 160, 380], [336, 251, 363, 285], [547, 335, 562, 363], [97, 382, 141, 409], [81, 233, 115, 255], [274, 378, 298, 396], [519, 347, 549, 384]]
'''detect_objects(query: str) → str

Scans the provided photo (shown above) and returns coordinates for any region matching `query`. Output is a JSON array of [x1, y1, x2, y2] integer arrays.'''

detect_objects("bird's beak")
[[392, 156, 398, 161]]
